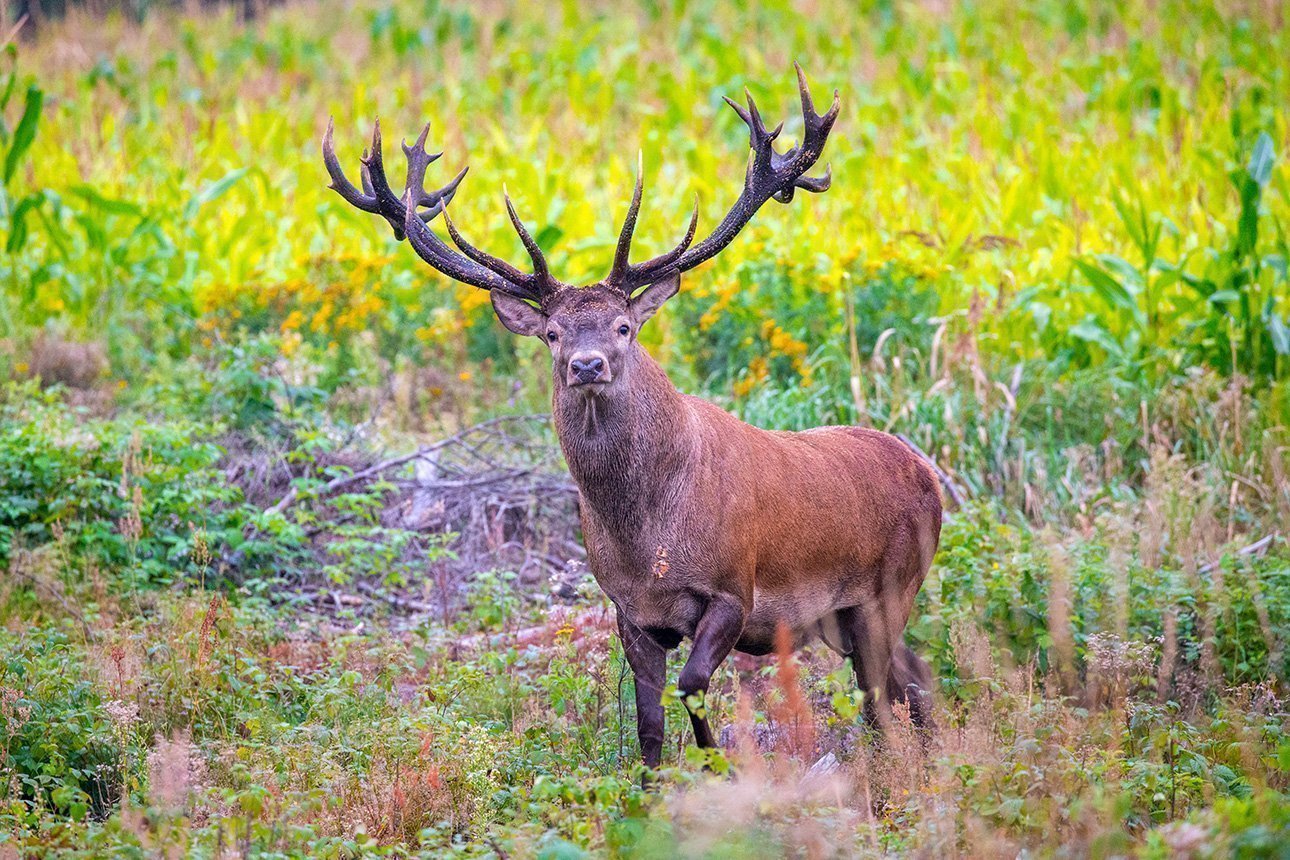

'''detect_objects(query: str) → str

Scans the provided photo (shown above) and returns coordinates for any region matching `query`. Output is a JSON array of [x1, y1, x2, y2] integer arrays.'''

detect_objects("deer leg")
[[838, 603, 896, 733], [676, 595, 746, 749], [888, 640, 936, 734], [617, 611, 668, 768]]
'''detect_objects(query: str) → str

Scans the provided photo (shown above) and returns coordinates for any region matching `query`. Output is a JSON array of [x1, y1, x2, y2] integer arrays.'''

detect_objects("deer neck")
[[552, 345, 690, 528]]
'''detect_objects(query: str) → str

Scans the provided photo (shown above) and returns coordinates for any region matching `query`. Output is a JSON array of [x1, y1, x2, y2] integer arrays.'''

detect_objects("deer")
[[322, 65, 941, 768]]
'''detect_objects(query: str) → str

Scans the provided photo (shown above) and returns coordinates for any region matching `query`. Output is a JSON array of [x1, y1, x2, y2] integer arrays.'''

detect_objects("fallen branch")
[[265, 414, 551, 517], [447, 606, 614, 652], [222, 414, 560, 571], [1199, 533, 1278, 575], [355, 581, 438, 614]]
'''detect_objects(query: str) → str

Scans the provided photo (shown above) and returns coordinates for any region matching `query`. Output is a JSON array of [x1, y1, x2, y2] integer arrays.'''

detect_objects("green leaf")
[[69, 185, 144, 218], [1276, 740, 1290, 773], [5, 193, 40, 254], [534, 223, 563, 253], [1265, 254, 1287, 282], [183, 168, 248, 219], [1069, 318, 1124, 357], [1247, 132, 1275, 187], [1268, 313, 1290, 356], [1093, 253, 1143, 290], [1233, 169, 1261, 260], [1075, 259, 1143, 327], [3, 85, 42, 185]]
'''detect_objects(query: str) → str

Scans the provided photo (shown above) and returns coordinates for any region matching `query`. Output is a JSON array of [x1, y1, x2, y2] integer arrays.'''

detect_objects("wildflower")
[[279, 309, 305, 332], [104, 699, 139, 730]]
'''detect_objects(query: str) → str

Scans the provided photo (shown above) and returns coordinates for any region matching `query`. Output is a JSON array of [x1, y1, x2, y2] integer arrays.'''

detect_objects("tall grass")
[[7, 0, 1288, 380]]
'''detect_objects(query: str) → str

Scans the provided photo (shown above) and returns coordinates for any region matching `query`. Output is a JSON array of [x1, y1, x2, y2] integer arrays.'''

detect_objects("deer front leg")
[[677, 594, 746, 749], [617, 610, 667, 768]]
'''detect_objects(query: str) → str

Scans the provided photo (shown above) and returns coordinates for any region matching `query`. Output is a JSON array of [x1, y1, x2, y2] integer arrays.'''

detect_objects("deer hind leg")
[[837, 603, 897, 733], [888, 640, 935, 733], [837, 609, 935, 737], [676, 594, 746, 750]]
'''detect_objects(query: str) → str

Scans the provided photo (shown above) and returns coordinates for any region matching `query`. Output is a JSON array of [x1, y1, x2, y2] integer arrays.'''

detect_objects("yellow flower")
[[280, 331, 303, 357], [280, 310, 305, 333], [460, 289, 491, 312]]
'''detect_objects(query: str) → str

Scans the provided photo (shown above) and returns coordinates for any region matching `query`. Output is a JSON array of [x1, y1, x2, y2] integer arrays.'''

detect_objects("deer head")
[[322, 64, 838, 397]]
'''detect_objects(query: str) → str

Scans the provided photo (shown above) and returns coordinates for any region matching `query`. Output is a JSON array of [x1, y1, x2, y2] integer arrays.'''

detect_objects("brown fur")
[[496, 281, 943, 766]]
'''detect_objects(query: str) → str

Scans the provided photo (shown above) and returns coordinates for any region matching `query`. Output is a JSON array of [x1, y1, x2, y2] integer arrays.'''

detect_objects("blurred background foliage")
[[3, 0, 1285, 383]]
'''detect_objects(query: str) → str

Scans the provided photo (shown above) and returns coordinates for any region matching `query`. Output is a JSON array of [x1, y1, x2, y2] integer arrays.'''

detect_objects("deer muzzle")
[[568, 353, 610, 387]]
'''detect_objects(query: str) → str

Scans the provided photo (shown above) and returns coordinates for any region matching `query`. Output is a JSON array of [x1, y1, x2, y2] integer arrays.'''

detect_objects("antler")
[[322, 118, 561, 304], [606, 63, 839, 295]]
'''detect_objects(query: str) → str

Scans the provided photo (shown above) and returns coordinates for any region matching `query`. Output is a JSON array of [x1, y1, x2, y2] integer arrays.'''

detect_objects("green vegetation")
[[1, 0, 1288, 856]]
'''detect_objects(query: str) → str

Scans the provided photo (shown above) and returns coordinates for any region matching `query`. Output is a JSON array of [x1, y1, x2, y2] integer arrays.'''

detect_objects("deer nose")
[[569, 354, 607, 384]]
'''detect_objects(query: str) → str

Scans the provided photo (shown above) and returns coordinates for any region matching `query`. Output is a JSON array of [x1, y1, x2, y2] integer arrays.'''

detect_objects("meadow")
[[1, 0, 1289, 856]]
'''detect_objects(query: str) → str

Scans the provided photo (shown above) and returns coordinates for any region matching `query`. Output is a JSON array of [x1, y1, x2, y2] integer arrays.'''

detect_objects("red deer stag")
[[323, 66, 941, 767]]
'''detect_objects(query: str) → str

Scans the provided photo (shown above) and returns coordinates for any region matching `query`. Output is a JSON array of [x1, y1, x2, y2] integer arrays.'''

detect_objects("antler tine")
[[745, 89, 784, 145], [402, 124, 441, 169], [325, 117, 544, 298], [323, 117, 381, 215], [725, 89, 783, 168], [400, 187, 540, 300], [777, 163, 831, 202], [355, 119, 413, 239], [502, 190, 552, 286], [664, 65, 839, 276], [360, 160, 375, 198], [794, 61, 839, 151], [618, 196, 700, 291], [419, 164, 468, 219], [643, 195, 700, 269], [606, 152, 703, 293], [443, 208, 532, 286], [402, 123, 468, 221], [609, 154, 645, 286]]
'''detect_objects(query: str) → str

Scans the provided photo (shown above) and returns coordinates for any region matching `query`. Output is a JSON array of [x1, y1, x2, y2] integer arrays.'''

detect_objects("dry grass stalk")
[[196, 594, 222, 666], [1042, 532, 1076, 695], [772, 622, 816, 760]]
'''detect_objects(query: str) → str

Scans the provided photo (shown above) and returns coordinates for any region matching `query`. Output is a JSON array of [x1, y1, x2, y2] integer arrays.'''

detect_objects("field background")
[[2, 0, 1289, 856]]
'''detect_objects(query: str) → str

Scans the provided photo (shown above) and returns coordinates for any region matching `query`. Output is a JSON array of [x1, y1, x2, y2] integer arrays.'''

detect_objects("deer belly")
[[738, 587, 841, 655]]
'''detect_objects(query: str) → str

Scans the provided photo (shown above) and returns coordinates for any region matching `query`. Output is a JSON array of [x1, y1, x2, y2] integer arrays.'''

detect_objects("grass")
[[1, 0, 1289, 856]]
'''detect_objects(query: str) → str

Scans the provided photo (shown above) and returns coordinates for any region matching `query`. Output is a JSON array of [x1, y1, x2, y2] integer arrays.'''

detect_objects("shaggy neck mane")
[[552, 345, 690, 529]]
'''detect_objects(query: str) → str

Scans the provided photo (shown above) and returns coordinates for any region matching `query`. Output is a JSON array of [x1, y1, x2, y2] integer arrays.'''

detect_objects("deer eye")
[[618, 324, 630, 337], [547, 331, 558, 343]]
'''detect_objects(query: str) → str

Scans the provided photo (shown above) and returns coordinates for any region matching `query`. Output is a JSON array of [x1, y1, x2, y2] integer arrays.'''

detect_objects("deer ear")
[[491, 290, 546, 337], [629, 273, 680, 325]]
